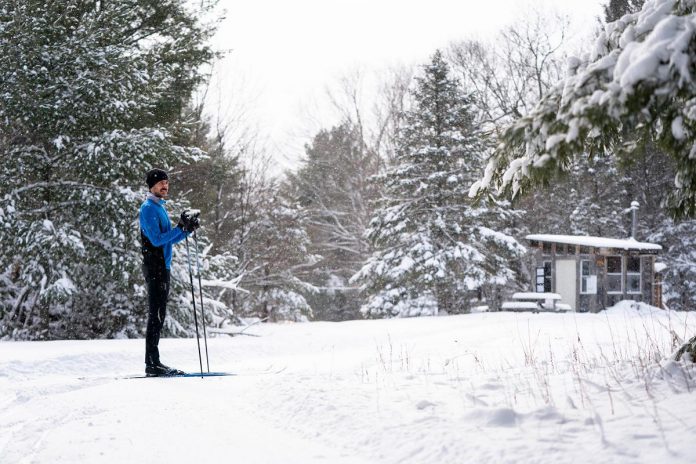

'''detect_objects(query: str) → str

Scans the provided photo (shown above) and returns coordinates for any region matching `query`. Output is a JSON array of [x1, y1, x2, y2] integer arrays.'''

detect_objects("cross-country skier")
[[139, 168, 200, 376]]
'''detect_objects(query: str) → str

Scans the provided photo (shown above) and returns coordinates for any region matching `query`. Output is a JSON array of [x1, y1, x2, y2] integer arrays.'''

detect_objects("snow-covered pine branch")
[[472, 0, 696, 219]]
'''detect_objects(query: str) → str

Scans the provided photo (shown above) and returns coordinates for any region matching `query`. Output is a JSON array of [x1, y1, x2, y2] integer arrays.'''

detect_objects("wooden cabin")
[[526, 234, 662, 312]]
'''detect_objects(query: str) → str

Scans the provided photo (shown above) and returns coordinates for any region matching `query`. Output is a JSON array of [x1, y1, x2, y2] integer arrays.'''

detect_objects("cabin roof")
[[526, 234, 662, 251]]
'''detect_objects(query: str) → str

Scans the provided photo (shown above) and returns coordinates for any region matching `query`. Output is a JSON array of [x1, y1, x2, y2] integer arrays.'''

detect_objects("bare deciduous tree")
[[448, 9, 569, 131]]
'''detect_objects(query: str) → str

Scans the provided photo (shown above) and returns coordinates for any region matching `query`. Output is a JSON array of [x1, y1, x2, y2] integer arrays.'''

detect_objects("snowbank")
[[1, 304, 695, 463]]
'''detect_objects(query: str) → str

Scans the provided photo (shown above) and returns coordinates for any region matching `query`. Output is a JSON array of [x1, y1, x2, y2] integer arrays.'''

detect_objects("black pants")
[[144, 262, 170, 366]]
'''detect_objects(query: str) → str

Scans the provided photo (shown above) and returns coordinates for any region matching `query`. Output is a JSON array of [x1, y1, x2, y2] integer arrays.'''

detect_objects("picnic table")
[[500, 292, 570, 312]]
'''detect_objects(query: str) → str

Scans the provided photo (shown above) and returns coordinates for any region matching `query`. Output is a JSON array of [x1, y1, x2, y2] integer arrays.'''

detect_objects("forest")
[[1, 0, 694, 347]]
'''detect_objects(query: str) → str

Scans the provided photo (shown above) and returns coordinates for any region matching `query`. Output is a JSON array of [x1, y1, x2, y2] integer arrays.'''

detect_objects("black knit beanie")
[[146, 168, 168, 189]]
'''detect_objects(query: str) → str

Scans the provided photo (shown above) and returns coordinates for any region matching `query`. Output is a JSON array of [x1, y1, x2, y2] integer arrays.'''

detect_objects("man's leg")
[[154, 270, 171, 353], [144, 265, 168, 366]]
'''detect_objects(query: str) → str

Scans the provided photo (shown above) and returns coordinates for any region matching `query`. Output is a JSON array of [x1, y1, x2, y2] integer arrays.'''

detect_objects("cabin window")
[[580, 260, 593, 294], [542, 242, 552, 256], [627, 256, 641, 294], [543, 261, 552, 292], [579, 246, 591, 255], [606, 256, 623, 294]]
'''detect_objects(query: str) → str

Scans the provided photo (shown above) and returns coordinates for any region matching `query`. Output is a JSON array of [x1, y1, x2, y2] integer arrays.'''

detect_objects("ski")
[[123, 371, 235, 379], [79, 365, 285, 381]]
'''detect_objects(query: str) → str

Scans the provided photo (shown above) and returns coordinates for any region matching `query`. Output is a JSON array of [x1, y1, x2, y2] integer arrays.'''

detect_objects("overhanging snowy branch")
[[472, 0, 696, 218]]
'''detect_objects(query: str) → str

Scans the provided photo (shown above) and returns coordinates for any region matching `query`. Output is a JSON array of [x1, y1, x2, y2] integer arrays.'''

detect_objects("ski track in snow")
[[1, 302, 696, 463]]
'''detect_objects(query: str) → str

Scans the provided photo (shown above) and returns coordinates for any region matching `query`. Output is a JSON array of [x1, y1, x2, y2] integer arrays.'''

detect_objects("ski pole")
[[193, 229, 210, 373], [185, 235, 204, 378]]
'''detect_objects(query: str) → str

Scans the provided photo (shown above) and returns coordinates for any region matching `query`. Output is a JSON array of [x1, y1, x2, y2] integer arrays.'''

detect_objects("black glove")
[[188, 214, 201, 232], [178, 210, 201, 233], [177, 213, 187, 230]]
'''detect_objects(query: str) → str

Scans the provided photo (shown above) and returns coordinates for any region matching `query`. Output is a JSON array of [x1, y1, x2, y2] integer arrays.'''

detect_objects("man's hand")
[[178, 210, 201, 233], [187, 214, 201, 232], [177, 213, 187, 230]]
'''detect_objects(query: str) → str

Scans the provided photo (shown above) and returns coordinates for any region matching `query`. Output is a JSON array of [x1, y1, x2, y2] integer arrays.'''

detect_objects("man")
[[139, 168, 200, 376]]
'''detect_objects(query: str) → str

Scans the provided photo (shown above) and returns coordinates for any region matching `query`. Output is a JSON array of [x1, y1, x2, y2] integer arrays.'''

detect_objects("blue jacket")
[[139, 195, 188, 269]]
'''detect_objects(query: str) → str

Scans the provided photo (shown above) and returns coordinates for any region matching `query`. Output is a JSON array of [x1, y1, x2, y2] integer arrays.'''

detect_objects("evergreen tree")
[[603, 0, 646, 22], [567, 155, 631, 237], [0, 0, 218, 339], [515, 153, 632, 239], [285, 122, 379, 320], [353, 51, 523, 318], [172, 105, 244, 254], [656, 218, 696, 313], [236, 186, 319, 322]]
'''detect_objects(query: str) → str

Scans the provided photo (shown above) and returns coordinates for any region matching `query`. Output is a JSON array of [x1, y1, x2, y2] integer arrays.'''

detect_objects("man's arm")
[[171, 230, 189, 246], [140, 204, 188, 247]]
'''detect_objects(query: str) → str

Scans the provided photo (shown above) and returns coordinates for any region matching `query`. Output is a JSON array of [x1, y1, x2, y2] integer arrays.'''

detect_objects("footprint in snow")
[[416, 400, 436, 410]]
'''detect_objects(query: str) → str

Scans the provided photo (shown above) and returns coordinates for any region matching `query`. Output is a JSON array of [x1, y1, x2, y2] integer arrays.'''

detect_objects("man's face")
[[150, 179, 169, 198]]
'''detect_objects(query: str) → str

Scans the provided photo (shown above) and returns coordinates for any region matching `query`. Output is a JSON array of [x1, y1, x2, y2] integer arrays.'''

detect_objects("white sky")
[[207, 0, 607, 173]]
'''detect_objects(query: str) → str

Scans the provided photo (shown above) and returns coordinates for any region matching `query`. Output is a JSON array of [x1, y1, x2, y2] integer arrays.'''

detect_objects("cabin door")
[[555, 259, 576, 310]]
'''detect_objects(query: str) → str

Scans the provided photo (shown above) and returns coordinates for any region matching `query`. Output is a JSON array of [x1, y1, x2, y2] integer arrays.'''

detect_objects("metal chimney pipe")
[[630, 201, 639, 239]]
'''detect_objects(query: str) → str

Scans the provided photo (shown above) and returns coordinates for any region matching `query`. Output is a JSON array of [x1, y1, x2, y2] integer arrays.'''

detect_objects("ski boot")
[[145, 362, 185, 377]]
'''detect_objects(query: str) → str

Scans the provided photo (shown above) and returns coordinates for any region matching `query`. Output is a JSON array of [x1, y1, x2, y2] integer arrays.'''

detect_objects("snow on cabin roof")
[[654, 262, 668, 273], [526, 234, 662, 251]]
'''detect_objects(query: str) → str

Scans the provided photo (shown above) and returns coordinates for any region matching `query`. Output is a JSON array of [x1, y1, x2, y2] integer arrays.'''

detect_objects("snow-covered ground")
[[2, 301, 696, 463]]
